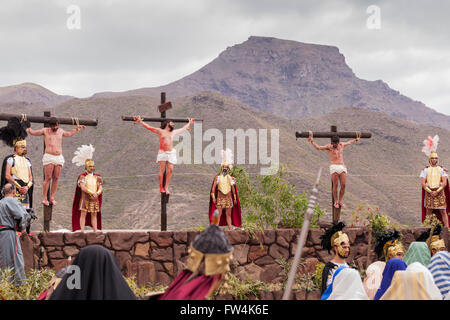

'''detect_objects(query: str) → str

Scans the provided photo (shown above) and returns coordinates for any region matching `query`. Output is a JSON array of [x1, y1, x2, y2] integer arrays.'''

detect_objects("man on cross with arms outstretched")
[[308, 134, 360, 209], [26, 117, 85, 206], [133, 116, 194, 194]]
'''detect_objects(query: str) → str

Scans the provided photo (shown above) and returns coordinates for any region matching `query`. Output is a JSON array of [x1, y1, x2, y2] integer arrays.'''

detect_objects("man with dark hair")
[[308, 133, 360, 209], [319, 222, 353, 294], [26, 118, 85, 206], [132, 116, 194, 194], [0, 183, 31, 285]]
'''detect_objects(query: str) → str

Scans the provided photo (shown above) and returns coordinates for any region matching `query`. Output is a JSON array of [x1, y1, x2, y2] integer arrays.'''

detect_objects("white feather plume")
[[421, 135, 439, 157], [72, 144, 95, 167], [221, 148, 234, 168]]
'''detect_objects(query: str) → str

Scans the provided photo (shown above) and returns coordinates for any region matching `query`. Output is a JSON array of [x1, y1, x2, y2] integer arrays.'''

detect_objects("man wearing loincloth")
[[133, 116, 194, 194], [308, 134, 360, 209], [26, 117, 85, 206]]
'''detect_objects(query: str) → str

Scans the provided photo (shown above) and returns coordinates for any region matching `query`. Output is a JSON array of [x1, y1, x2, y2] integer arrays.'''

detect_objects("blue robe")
[[0, 196, 31, 285], [374, 258, 407, 300]]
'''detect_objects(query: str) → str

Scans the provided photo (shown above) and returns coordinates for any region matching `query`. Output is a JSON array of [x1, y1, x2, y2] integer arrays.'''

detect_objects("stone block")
[[306, 290, 321, 300], [115, 251, 132, 272], [236, 263, 264, 281], [50, 258, 68, 272], [262, 230, 276, 245], [63, 246, 80, 257], [294, 290, 307, 300], [40, 232, 64, 246], [149, 231, 173, 247], [48, 250, 65, 259], [86, 232, 106, 245], [232, 244, 249, 265], [248, 245, 268, 261], [134, 242, 150, 258], [268, 244, 289, 260], [225, 230, 249, 245], [260, 263, 282, 283], [308, 229, 323, 246], [151, 247, 173, 262], [136, 262, 156, 286], [173, 231, 188, 243], [64, 232, 86, 247], [173, 243, 188, 260], [109, 232, 149, 251]]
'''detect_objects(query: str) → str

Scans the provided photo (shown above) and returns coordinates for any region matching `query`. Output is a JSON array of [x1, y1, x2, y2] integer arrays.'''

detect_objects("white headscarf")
[[406, 262, 443, 300], [363, 261, 386, 300], [328, 268, 369, 300]]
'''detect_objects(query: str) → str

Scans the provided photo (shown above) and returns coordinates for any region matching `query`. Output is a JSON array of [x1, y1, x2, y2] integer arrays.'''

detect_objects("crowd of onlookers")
[[323, 243, 449, 300]]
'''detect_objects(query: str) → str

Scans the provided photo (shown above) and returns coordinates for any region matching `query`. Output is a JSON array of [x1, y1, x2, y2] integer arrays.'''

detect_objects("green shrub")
[[231, 165, 324, 231], [0, 268, 54, 300]]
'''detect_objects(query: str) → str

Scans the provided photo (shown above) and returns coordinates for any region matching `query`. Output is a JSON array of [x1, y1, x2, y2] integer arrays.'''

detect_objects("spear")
[[282, 167, 322, 300]]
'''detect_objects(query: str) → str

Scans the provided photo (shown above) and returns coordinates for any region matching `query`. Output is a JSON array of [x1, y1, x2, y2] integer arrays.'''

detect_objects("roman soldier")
[[374, 230, 405, 262], [420, 135, 450, 227], [208, 149, 241, 230], [71, 144, 102, 232], [417, 225, 446, 256], [158, 209, 233, 300], [320, 222, 355, 294], [0, 117, 34, 233]]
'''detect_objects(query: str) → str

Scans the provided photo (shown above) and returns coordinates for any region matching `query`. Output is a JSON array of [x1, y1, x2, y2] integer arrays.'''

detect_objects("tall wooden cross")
[[121, 92, 202, 231], [296, 125, 371, 223], [0, 112, 98, 231]]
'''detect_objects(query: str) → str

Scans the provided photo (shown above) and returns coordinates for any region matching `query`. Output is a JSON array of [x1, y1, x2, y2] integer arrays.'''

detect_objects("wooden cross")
[[121, 92, 202, 231], [296, 125, 371, 224], [0, 112, 98, 232]]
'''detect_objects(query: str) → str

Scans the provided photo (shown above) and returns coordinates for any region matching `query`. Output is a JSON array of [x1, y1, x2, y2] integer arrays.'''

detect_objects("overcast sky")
[[1, 0, 449, 115]]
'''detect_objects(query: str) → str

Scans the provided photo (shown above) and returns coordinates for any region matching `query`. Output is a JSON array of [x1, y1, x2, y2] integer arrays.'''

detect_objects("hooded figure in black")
[[50, 245, 137, 300]]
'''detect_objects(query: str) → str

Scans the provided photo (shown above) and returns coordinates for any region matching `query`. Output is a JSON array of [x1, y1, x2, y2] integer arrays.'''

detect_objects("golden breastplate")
[[11, 156, 29, 183], [85, 175, 98, 194], [426, 166, 442, 189], [218, 175, 232, 194]]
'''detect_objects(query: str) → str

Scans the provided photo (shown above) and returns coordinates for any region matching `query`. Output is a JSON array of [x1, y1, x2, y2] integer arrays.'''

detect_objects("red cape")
[[208, 176, 242, 227], [72, 172, 102, 232], [421, 166, 450, 225]]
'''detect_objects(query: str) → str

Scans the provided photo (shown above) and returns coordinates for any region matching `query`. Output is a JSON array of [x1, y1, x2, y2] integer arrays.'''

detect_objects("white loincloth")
[[330, 164, 347, 175], [156, 149, 177, 164], [42, 153, 65, 167]]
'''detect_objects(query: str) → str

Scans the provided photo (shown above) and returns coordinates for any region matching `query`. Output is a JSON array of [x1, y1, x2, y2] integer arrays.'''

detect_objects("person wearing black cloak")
[[320, 222, 354, 294], [0, 117, 34, 234], [49, 245, 137, 300]]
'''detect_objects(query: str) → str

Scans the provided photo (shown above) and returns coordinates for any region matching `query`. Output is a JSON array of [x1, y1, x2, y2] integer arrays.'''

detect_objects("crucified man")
[[26, 117, 85, 206], [132, 116, 194, 194], [308, 134, 360, 209]]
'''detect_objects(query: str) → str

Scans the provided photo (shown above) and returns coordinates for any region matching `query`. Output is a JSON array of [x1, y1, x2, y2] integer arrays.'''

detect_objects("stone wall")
[[19, 226, 449, 298]]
